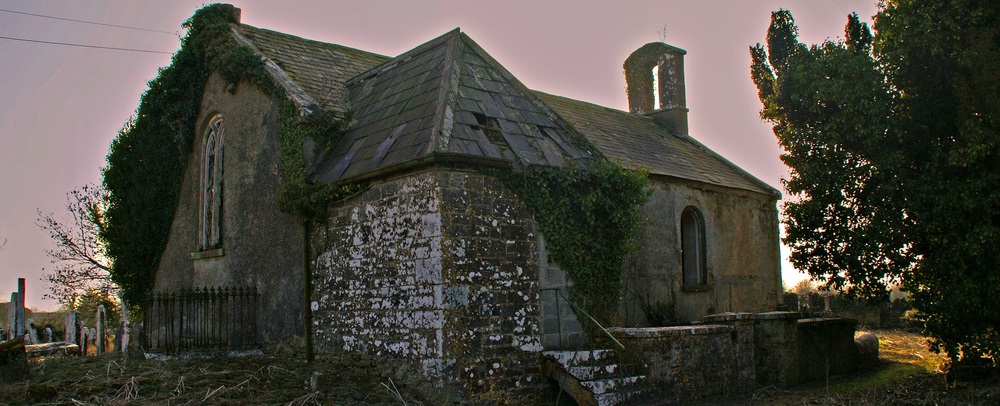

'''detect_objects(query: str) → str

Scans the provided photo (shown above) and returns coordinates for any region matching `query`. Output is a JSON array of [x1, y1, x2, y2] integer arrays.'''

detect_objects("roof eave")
[[326, 152, 513, 186], [231, 26, 333, 118]]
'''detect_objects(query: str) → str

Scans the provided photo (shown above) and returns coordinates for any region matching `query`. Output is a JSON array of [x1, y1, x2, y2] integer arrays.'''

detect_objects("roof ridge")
[[453, 34, 596, 163], [346, 28, 461, 88], [239, 24, 390, 61], [426, 31, 463, 155]]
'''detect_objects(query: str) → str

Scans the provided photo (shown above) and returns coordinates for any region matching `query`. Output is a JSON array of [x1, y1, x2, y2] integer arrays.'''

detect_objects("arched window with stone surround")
[[201, 115, 224, 250], [681, 206, 706, 286]]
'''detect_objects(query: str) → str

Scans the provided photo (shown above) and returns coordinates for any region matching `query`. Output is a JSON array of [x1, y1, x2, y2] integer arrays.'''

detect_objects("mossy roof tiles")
[[236, 25, 389, 111]]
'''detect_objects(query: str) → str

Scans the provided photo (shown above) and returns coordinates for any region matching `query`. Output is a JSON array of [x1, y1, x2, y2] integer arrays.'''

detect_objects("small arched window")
[[681, 206, 706, 285], [201, 115, 224, 250]]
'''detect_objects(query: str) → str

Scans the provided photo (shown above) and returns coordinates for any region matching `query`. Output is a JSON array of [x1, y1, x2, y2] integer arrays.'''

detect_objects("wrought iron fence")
[[141, 286, 258, 354]]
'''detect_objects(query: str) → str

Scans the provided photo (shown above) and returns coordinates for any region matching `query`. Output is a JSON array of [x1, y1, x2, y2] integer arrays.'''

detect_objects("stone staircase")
[[542, 349, 653, 405]]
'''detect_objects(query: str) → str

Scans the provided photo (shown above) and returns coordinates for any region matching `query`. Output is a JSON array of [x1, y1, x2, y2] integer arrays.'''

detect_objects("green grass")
[[750, 330, 999, 405], [827, 329, 947, 394]]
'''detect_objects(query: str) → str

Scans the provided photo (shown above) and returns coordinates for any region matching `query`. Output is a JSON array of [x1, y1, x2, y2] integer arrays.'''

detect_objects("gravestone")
[[0, 339, 27, 382], [96, 305, 106, 355], [5, 294, 14, 340], [76, 317, 86, 355], [114, 325, 123, 353], [119, 303, 130, 354], [64, 311, 78, 344], [15, 279, 25, 340], [43, 327, 53, 343], [24, 319, 38, 345], [8, 293, 25, 341]]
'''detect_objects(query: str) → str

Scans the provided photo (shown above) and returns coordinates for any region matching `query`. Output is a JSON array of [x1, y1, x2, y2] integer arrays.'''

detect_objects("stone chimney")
[[624, 42, 688, 136]]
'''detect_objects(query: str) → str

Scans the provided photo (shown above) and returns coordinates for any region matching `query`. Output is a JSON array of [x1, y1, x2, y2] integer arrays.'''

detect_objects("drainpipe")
[[302, 218, 314, 362]]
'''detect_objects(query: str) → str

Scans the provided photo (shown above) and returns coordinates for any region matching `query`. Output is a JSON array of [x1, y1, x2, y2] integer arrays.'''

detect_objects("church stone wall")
[[311, 168, 545, 403], [624, 177, 781, 326], [155, 74, 304, 342]]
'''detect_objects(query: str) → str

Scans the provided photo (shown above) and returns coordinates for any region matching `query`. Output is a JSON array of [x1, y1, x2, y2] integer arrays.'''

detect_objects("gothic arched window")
[[681, 206, 706, 285], [201, 115, 224, 249]]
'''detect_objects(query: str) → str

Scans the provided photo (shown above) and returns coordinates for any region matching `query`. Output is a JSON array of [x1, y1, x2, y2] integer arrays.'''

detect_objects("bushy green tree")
[[752, 2, 1000, 364]]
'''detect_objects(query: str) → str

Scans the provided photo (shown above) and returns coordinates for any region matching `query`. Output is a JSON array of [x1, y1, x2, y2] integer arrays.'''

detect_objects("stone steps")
[[580, 375, 645, 394], [542, 349, 652, 406], [595, 388, 652, 406], [544, 349, 617, 366], [568, 363, 630, 381]]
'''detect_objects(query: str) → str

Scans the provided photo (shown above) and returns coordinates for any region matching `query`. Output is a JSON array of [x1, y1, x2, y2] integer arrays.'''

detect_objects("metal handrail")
[[554, 289, 624, 350]]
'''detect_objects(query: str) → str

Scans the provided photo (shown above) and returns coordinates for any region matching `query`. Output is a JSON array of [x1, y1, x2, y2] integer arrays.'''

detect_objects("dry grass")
[[0, 350, 446, 405], [3, 330, 997, 405]]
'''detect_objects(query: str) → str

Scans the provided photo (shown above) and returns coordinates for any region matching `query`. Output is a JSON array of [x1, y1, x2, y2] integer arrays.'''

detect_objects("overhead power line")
[[0, 7, 178, 35], [0, 35, 172, 54]]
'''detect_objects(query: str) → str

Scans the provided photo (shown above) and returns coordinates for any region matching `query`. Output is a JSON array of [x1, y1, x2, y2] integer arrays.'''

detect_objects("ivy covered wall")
[[153, 73, 306, 341]]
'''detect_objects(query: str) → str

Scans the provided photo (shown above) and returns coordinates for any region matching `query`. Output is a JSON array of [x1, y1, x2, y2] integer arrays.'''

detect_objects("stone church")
[[152, 6, 782, 402]]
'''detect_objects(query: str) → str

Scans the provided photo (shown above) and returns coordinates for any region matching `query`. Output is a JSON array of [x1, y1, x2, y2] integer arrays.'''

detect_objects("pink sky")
[[0, 0, 879, 310]]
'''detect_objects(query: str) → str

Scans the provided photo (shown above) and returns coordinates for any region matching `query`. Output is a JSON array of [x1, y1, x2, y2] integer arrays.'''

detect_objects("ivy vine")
[[496, 161, 650, 325], [276, 101, 365, 218], [102, 4, 245, 308], [103, 4, 359, 309]]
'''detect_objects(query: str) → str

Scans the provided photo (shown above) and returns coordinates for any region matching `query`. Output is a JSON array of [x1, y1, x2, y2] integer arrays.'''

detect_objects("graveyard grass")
[[2, 330, 999, 404]]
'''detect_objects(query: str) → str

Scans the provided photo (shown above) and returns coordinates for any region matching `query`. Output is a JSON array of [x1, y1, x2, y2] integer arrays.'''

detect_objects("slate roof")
[[310, 29, 592, 183], [233, 24, 778, 197], [234, 25, 389, 112], [536, 92, 779, 196]]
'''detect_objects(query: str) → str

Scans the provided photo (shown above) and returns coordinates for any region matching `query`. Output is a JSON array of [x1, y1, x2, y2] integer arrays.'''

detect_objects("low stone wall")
[[605, 313, 873, 400], [797, 318, 860, 381], [609, 325, 753, 401], [750, 312, 801, 387]]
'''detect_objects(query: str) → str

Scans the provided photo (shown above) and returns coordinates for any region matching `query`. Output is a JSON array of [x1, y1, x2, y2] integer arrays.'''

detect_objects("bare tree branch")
[[38, 184, 116, 309]]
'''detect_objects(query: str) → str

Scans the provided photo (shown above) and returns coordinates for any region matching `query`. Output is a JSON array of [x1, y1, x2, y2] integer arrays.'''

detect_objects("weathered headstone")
[[15, 278, 25, 340], [64, 311, 78, 344], [43, 327, 53, 343], [76, 317, 86, 355], [24, 319, 38, 345], [119, 303, 130, 354], [0, 339, 28, 382], [5, 293, 14, 339], [114, 325, 123, 353], [96, 305, 106, 355]]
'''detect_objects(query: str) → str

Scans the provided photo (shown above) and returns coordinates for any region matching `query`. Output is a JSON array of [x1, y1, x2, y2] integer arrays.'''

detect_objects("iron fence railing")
[[141, 286, 258, 354]]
